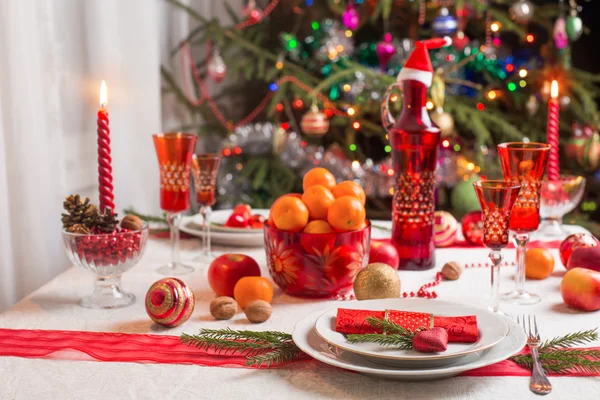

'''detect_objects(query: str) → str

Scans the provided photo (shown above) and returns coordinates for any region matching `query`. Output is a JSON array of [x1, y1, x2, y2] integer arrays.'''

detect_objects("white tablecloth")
[[1, 226, 599, 400]]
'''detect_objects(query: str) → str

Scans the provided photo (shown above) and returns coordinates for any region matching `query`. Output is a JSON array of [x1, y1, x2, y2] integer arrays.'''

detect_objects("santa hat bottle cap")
[[397, 37, 452, 87]]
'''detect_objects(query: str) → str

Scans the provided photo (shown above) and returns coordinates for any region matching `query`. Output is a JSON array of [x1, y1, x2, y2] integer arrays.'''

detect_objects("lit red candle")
[[98, 80, 115, 212], [546, 80, 560, 181]]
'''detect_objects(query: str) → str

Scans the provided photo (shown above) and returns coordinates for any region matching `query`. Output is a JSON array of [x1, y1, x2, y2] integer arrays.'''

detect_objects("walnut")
[[244, 300, 272, 323], [441, 261, 462, 280], [210, 296, 238, 320], [121, 214, 144, 231]]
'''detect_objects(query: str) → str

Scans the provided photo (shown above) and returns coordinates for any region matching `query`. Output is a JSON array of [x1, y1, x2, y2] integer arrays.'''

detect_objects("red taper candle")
[[546, 80, 560, 181], [98, 80, 115, 212]]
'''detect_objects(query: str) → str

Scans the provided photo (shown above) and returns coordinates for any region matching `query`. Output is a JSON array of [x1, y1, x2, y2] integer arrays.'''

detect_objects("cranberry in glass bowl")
[[264, 221, 371, 298]]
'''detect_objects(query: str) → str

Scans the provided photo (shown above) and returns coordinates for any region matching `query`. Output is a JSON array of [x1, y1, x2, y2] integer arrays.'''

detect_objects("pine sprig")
[[510, 329, 600, 374], [180, 328, 303, 367], [346, 333, 414, 350]]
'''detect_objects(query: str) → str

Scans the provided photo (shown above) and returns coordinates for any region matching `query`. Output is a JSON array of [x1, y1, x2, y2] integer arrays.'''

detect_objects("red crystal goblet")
[[498, 142, 551, 305], [153, 132, 198, 275], [191, 153, 222, 262], [473, 181, 521, 314]]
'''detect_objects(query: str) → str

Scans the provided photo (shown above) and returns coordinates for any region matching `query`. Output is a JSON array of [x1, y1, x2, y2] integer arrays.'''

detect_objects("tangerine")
[[303, 220, 335, 234], [268, 194, 303, 228], [327, 196, 366, 232], [302, 167, 336, 191], [525, 248, 555, 279], [331, 181, 366, 205], [233, 276, 274, 308], [302, 185, 335, 220]]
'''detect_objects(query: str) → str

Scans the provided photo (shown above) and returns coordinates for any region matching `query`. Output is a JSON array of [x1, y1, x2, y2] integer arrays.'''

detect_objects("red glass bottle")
[[381, 37, 451, 270], [388, 81, 440, 270]]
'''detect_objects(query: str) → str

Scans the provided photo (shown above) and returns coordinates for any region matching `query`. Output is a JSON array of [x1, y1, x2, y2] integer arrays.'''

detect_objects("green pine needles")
[[346, 316, 417, 350], [180, 328, 304, 367], [510, 328, 600, 374]]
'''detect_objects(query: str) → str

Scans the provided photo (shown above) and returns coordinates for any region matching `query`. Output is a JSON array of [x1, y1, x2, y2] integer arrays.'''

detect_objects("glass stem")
[[167, 212, 182, 267], [200, 206, 212, 257], [489, 250, 503, 313], [93, 276, 124, 298], [514, 233, 529, 295]]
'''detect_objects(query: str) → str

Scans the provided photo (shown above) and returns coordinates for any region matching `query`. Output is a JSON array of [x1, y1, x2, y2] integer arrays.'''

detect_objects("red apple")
[[233, 204, 252, 220], [225, 213, 249, 228], [560, 267, 600, 311], [249, 214, 265, 229], [369, 240, 400, 269], [208, 254, 261, 296], [567, 246, 600, 273]]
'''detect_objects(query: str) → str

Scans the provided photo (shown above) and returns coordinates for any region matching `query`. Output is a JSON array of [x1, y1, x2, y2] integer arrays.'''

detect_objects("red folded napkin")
[[335, 308, 479, 343]]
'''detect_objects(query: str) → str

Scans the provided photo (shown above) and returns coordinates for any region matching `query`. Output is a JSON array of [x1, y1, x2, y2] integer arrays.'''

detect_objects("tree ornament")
[[207, 48, 227, 83], [342, 2, 359, 31], [376, 33, 395, 71], [566, 13, 583, 41], [412, 327, 449, 353], [461, 211, 484, 246], [431, 108, 454, 138], [434, 211, 458, 248], [560, 95, 571, 110], [430, 73, 454, 138], [432, 8, 458, 37], [353, 263, 400, 300], [453, 31, 470, 51], [243, 0, 263, 23], [560, 233, 599, 267], [526, 95, 539, 116], [554, 17, 569, 50], [510, 1, 534, 23], [300, 104, 329, 136], [145, 278, 195, 327]]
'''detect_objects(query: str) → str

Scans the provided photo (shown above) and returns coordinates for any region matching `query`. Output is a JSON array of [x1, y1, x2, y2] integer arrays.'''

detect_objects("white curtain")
[[0, 0, 162, 310]]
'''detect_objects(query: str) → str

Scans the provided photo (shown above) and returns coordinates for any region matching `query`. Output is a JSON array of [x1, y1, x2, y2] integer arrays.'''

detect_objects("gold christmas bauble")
[[431, 108, 454, 138], [353, 263, 401, 300], [300, 105, 329, 136]]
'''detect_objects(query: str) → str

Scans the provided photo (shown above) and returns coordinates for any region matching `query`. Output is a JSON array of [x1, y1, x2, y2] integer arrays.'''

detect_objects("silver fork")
[[518, 315, 552, 395]]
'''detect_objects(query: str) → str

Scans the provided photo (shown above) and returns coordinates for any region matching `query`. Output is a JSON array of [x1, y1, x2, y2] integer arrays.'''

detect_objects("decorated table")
[[1, 225, 599, 400]]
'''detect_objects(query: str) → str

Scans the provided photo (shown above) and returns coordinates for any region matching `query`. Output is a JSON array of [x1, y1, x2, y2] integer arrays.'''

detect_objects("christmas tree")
[[162, 0, 599, 229]]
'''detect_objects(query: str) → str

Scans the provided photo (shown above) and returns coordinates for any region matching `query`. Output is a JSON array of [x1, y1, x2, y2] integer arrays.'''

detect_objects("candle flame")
[[99, 80, 108, 107], [551, 80, 559, 99]]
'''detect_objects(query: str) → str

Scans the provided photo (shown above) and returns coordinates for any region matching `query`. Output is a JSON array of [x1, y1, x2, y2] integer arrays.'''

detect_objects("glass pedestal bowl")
[[537, 176, 586, 239], [62, 223, 149, 309], [264, 222, 371, 299]]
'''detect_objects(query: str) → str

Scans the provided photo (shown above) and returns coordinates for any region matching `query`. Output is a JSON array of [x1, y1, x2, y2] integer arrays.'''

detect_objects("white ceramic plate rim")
[[292, 305, 527, 377], [313, 299, 509, 361], [180, 216, 265, 247]]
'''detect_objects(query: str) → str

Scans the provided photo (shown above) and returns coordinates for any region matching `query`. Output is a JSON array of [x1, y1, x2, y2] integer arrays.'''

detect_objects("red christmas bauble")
[[145, 278, 195, 327], [434, 211, 458, 247], [461, 211, 484, 246], [300, 106, 329, 136], [559, 233, 599, 267]]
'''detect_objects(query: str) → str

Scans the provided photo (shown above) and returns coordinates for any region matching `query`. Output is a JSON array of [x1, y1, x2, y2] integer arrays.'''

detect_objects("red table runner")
[[0, 328, 597, 377]]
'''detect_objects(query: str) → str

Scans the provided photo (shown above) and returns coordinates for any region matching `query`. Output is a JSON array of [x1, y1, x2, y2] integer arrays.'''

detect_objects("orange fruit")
[[327, 196, 366, 232], [271, 196, 309, 232], [302, 168, 336, 191], [233, 276, 274, 308], [331, 180, 366, 205], [302, 185, 335, 220], [303, 220, 335, 234], [268, 194, 303, 227], [525, 248, 555, 279]]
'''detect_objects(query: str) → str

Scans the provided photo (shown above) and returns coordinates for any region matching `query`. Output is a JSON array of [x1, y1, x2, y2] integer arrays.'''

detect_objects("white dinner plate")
[[194, 209, 270, 234], [292, 304, 526, 381], [180, 215, 265, 247], [313, 299, 509, 368]]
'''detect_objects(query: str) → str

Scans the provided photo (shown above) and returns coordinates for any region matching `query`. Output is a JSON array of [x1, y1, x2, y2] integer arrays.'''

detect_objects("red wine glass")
[[152, 132, 197, 275], [473, 180, 521, 314], [498, 142, 551, 305], [191, 153, 221, 262]]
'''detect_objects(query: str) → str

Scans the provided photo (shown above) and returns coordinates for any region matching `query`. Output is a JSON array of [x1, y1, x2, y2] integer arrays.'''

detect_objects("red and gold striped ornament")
[[145, 278, 195, 327], [434, 210, 458, 248], [300, 104, 329, 136]]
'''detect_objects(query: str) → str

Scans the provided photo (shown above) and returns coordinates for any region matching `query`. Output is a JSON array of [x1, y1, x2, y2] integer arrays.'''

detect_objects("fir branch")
[[245, 342, 304, 368], [365, 317, 416, 336], [123, 208, 167, 224], [540, 328, 599, 351], [346, 333, 414, 350]]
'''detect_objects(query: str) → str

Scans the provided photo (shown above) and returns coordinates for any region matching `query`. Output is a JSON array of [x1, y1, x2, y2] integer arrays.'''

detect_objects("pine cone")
[[94, 208, 120, 233], [67, 224, 91, 234], [61, 195, 98, 230]]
